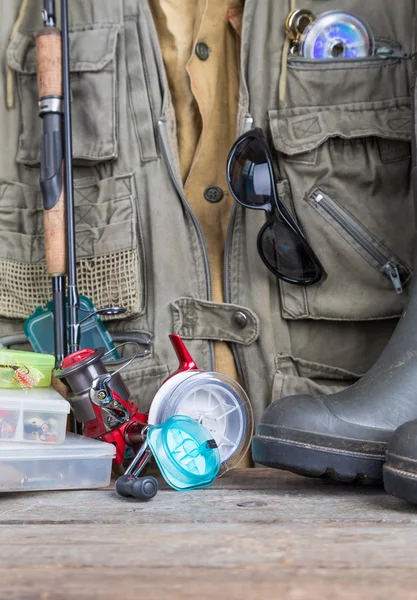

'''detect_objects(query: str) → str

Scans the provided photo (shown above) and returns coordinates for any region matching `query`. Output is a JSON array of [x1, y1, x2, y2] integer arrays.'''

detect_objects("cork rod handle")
[[36, 28, 67, 277], [36, 28, 63, 98], [43, 188, 66, 277]]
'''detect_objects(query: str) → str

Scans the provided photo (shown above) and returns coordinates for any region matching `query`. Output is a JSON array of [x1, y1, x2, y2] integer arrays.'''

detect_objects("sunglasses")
[[226, 128, 325, 286]]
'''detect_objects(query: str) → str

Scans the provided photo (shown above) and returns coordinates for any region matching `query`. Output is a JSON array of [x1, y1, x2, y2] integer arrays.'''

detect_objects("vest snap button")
[[195, 42, 210, 61], [204, 186, 224, 203], [233, 311, 248, 329]]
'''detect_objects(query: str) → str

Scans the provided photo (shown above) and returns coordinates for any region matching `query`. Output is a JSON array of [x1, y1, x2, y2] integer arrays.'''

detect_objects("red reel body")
[[58, 348, 148, 468], [83, 396, 147, 467]]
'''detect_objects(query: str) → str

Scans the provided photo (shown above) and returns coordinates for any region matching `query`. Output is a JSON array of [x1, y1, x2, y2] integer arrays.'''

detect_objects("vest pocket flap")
[[7, 25, 119, 74], [0, 176, 145, 320], [67, 26, 118, 72], [269, 98, 412, 157], [272, 355, 361, 401], [8, 25, 119, 165]]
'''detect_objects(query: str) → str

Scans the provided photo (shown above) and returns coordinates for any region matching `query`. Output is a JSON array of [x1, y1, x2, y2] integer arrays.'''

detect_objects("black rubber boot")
[[383, 420, 417, 502], [252, 261, 417, 484]]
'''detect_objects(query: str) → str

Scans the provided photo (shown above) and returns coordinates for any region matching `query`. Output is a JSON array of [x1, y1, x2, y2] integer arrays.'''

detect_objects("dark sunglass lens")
[[230, 137, 272, 206], [259, 220, 321, 282]]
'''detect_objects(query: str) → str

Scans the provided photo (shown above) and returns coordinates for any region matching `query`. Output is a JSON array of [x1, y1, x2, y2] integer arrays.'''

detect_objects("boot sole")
[[252, 433, 386, 484], [383, 456, 417, 504]]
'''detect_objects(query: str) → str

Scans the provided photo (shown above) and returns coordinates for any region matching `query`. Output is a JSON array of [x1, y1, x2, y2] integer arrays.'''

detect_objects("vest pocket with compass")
[[234, 0, 416, 411]]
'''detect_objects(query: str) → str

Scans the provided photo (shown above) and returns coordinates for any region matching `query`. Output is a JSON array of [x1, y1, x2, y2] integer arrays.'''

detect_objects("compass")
[[301, 11, 375, 60]]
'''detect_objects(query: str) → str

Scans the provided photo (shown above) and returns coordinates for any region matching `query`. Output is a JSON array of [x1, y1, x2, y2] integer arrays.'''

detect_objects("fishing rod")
[[61, 0, 80, 354], [36, 0, 67, 366], [36, 0, 80, 365]]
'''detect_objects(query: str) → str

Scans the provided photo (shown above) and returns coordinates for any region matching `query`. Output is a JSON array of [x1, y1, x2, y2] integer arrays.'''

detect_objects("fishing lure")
[[0, 412, 16, 439], [24, 416, 58, 442], [0, 365, 43, 389]]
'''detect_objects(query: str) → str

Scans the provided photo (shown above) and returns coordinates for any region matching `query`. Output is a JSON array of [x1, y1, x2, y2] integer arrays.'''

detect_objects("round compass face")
[[301, 11, 375, 60]]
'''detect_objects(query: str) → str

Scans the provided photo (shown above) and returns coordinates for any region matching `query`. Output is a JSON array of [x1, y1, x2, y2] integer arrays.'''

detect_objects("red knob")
[[168, 334, 198, 377], [62, 348, 95, 368]]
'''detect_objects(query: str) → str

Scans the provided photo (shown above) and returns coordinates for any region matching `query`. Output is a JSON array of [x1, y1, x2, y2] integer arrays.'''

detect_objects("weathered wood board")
[[1, 468, 417, 599]]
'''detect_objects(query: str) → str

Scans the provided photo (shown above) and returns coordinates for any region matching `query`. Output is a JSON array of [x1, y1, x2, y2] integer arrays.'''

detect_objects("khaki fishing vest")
[[1, 0, 415, 423]]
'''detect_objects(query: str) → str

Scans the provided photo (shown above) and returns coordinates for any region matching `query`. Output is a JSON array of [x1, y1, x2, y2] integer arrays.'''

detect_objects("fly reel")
[[115, 336, 252, 501], [148, 335, 253, 473]]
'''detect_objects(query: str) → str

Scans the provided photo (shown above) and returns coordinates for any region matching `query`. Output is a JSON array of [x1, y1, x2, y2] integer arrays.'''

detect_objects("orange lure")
[[0, 365, 43, 389]]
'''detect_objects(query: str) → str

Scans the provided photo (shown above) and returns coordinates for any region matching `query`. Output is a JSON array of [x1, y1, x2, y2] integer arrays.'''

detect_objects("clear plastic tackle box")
[[0, 387, 70, 444], [0, 433, 116, 492]]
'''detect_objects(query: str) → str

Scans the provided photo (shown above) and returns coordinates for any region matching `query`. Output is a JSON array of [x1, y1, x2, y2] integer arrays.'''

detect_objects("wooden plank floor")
[[1, 468, 417, 599]]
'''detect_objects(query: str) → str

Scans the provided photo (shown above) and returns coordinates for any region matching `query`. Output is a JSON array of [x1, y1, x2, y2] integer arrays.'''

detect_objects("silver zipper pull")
[[243, 114, 254, 133], [312, 191, 324, 204], [376, 46, 409, 59], [383, 261, 403, 294]]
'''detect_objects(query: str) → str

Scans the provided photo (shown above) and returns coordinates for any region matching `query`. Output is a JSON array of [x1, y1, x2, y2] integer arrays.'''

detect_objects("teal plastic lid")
[[24, 296, 118, 360], [147, 415, 221, 491]]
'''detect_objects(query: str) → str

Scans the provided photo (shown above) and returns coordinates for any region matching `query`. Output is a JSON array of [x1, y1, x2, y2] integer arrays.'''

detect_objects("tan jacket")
[[149, 0, 244, 381]]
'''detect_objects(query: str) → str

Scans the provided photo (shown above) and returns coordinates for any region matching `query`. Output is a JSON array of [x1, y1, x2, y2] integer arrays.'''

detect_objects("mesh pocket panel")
[[0, 249, 141, 320], [77, 250, 141, 318]]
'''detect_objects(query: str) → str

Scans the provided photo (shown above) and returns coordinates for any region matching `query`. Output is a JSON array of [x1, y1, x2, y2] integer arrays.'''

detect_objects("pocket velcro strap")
[[171, 298, 260, 345]]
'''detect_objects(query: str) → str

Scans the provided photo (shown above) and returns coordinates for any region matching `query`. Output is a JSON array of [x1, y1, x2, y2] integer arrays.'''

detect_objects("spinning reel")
[[57, 344, 150, 471]]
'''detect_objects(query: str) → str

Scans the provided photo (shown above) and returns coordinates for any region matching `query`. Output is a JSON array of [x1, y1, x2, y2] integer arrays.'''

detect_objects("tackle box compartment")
[[0, 433, 116, 492], [0, 387, 70, 444]]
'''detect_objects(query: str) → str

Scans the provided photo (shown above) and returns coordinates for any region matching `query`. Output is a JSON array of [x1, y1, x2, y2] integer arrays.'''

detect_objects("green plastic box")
[[0, 350, 55, 389]]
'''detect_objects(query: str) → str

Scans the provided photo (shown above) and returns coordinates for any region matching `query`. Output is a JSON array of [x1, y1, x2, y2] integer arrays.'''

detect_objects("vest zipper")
[[224, 114, 255, 383], [309, 188, 411, 294], [288, 48, 409, 67], [158, 119, 214, 370]]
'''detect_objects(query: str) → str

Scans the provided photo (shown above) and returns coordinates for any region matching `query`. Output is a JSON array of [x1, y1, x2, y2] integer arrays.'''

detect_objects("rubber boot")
[[252, 257, 417, 483], [383, 420, 417, 502]]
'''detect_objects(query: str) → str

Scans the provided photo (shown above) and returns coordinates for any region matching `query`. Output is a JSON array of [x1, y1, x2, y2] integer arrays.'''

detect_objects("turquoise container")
[[147, 415, 221, 491]]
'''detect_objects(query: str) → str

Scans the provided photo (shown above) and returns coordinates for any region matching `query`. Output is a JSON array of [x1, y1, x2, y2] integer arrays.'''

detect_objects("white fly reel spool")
[[148, 370, 253, 473]]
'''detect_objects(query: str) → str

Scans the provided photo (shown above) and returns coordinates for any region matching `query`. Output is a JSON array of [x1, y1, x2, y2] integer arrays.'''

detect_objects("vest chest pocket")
[[0, 174, 145, 321], [7, 24, 119, 166], [269, 96, 414, 322]]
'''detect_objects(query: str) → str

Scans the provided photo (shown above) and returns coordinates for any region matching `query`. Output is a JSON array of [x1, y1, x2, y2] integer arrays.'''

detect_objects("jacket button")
[[233, 311, 248, 329], [195, 42, 210, 61], [204, 186, 224, 203]]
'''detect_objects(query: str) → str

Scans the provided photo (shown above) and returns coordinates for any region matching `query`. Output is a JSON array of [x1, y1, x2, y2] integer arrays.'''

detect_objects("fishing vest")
[[1, 0, 415, 423]]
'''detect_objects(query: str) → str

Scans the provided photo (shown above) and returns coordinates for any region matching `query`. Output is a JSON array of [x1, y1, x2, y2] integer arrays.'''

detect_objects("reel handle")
[[116, 434, 158, 501], [116, 475, 158, 501]]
